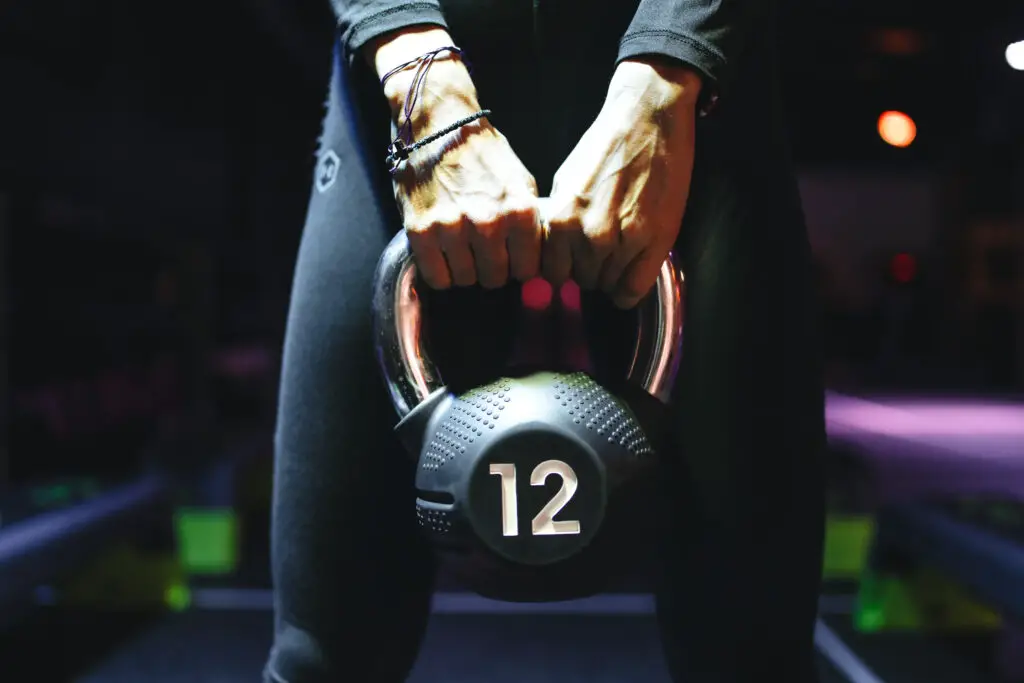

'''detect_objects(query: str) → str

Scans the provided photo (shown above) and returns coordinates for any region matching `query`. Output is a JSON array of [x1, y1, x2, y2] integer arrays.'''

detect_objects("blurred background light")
[[1006, 40, 1024, 70], [877, 110, 917, 148]]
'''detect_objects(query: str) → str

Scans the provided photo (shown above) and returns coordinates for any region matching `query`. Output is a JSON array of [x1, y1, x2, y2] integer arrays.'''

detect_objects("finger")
[[572, 229, 615, 291], [541, 228, 575, 286], [438, 222, 478, 287], [507, 207, 543, 282], [599, 224, 647, 293], [406, 227, 452, 290], [469, 219, 510, 289], [612, 247, 667, 309]]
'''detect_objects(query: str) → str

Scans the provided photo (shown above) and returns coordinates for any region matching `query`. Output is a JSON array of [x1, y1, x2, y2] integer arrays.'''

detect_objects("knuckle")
[[408, 212, 464, 238], [505, 209, 541, 236], [507, 202, 540, 222], [585, 227, 618, 255], [468, 217, 506, 242], [432, 215, 466, 233], [404, 220, 433, 238], [436, 224, 469, 247], [547, 213, 582, 235], [618, 218, 647, 243]]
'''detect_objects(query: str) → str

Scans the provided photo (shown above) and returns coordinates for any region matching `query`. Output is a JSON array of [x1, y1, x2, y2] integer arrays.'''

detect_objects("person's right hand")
[[367, 27, 543, 290]]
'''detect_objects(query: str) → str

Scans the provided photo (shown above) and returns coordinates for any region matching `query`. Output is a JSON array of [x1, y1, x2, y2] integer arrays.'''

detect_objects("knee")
[[265, 622, 340, 683]]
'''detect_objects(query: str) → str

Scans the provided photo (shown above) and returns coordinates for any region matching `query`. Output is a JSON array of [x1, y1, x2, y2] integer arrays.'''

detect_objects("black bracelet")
[[386, 109, 491, 174], [380, 45, 463, 90]]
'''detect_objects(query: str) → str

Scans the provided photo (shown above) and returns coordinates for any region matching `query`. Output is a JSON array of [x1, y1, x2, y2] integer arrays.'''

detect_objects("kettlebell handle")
[[372, 197, 685, 418]]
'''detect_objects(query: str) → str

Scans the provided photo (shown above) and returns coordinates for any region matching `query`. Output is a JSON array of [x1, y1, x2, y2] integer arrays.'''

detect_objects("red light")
[[890, 252, 917, 284], [559, 281, 581, 311], [522, 278, 553, 310]]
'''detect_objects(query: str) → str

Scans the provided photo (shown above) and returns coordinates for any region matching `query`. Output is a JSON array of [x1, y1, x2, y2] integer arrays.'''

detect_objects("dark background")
[[0, 1, 1022, 681], [2, 0, 1022, 484]]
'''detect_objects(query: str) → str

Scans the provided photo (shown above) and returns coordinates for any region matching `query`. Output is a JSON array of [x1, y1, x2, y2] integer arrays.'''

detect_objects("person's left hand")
[[542, 59, 702, 309]]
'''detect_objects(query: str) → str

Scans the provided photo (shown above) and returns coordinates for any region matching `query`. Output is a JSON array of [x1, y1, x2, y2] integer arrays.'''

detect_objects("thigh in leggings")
[[573, 89, 825, 681], [646, 143, 825, 680], [264, 47, 519, 683]]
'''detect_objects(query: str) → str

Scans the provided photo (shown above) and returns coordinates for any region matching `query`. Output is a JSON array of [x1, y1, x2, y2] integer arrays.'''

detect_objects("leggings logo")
[[316, 149, 339, 193]]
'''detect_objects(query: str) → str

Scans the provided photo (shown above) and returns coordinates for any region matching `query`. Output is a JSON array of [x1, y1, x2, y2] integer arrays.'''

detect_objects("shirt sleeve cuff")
[[340, 3, 449, 64], [616, 30, 727, 116]]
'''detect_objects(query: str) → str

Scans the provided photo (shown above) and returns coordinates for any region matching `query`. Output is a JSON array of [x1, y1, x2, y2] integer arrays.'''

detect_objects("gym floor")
[[0, 459, 1006, 683], [1, 589, 999, 683], [3, 415, 1012, 683]]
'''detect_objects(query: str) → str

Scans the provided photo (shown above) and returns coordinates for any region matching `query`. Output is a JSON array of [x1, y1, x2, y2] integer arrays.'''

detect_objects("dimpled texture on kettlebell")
[[421, 379, 513, 472], [415, 506, 453, 535], [553, 373, 653, 458]]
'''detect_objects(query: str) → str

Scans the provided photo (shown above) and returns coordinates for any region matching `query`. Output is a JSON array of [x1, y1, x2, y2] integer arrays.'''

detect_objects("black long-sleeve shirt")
[[330, 0, 767, 108]]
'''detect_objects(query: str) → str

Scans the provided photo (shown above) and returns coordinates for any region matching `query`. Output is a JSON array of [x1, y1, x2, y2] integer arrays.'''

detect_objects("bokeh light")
[[1006, 40, 1024, 70], [890, 252, 918, 284], [877, 111, 917, 148], [559, 280, 581, 311], [521, 277, 553, 310]]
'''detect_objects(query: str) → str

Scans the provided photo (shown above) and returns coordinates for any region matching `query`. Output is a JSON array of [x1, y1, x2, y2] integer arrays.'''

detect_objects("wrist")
[[607, 58, 702, 119], [364, 26, 480, 118], [383, 59, 480, 120], [365, 26, 454, 76]]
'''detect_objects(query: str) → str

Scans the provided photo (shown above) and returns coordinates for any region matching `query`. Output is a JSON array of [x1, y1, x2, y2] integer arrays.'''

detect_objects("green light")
[[855, 606, 886, 632], [31, 484, 72, 507], [854, 570, 1002, 632], [164, 582, 192, 612], [174, 508, 239, 575], [822, 515, 874, 578]]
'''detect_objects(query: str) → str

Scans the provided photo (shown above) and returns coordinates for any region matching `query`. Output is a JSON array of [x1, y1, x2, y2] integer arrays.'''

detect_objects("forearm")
[[607, 59, 703, 124]]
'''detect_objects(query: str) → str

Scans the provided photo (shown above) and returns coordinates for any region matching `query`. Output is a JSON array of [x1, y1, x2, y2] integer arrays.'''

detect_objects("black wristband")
[[386, 110, 491, 174]]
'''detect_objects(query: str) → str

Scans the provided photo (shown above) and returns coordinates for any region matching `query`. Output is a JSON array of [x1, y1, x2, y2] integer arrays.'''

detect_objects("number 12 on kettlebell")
[[489, 460, 581, 537]]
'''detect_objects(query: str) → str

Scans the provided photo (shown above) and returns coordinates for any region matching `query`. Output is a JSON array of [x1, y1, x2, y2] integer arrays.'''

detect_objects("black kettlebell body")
[[373, 202, 684, 602]]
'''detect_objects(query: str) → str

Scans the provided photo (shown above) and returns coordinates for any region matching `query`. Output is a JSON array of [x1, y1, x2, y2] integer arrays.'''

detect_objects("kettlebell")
[[372, 198, 685, 602]]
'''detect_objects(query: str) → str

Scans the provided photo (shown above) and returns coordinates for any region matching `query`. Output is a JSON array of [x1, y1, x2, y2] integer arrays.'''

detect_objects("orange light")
[[878, 111, 916, 148], [890, 252, 917, 284], [869, 28, 925, 56]]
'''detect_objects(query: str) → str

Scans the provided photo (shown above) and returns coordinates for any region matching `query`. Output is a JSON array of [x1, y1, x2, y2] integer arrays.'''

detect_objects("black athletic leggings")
[[265, 27, 826, 683]]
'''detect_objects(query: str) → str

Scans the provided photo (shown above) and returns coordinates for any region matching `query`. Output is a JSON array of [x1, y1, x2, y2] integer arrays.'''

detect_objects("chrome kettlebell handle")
[[372, 198, 685, 418]]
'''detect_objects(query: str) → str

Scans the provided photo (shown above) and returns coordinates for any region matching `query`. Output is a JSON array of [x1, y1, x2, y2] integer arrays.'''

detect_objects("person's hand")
[[542, 59, 702, 308], [367, 27, 543, 290]]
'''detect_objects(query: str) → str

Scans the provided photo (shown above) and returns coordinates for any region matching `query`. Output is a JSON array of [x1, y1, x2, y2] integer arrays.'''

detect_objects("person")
[[264, 0, 826, 681]]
